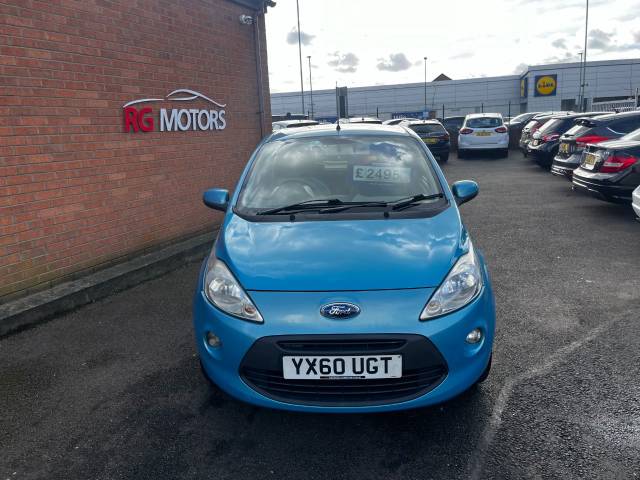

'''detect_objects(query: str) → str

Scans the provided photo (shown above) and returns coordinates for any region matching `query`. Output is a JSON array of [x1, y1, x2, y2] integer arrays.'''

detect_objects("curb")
[[0, 232, 215, 338]]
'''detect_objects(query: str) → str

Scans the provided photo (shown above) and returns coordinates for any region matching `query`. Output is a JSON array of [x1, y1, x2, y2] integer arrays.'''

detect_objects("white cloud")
[[286, 29, 315, 46], [376, 53, 412, 72], [328, 52, 359, 73]]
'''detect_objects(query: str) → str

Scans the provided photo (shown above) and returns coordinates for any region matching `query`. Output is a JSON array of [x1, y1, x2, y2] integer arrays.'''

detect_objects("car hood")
[[217, 207, 465, 291]]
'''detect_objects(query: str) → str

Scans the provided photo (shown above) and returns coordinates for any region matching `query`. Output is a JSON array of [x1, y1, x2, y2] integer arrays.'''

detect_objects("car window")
[[467, 117, 501, 128], [564, 122, 592, 136], [537, 119, 563, 133], [608, 116, 640, 134], [622, 128, 640, 141], [409, 124, 446, 135], [237, 135, 442, 212], [510, 113, 533, 124], [443, 118, 463, 128]]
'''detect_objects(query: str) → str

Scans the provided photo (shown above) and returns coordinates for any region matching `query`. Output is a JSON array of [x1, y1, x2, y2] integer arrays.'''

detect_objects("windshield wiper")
[[318, 201, 389, 213], [390, 193, 444, 211], [257, 198, 345, 215]]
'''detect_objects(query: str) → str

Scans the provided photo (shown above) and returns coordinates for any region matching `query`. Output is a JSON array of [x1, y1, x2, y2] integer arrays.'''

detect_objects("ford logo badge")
[[320, 303, 361, 319]]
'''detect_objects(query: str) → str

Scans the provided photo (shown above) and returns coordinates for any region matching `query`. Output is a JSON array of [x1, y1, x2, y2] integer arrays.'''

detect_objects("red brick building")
[[0, 0, 272, 300]]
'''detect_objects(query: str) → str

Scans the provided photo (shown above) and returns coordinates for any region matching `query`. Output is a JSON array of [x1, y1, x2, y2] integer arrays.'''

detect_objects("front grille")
[[276, 338, 406, 352], [240, 334, 448, 407]]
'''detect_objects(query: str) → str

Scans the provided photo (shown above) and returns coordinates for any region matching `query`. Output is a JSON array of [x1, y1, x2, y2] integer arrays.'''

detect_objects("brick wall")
[[0, 0, 271, 300]]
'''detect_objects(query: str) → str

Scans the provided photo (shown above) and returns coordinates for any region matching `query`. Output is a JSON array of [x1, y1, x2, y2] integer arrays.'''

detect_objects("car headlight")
[[420, 243, 483, 320], [203, 254, 263, 323]]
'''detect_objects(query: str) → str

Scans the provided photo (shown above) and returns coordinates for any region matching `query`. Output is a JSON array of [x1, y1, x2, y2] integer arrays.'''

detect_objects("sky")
[[264, 0, 640, 93]]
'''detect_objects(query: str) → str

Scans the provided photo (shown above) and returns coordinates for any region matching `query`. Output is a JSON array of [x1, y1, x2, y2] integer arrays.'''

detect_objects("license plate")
[[583, 152, 597, 169], [423, 138, 438, 144], [353, 165, 411, 183], [475, 131, 491, 136], [559, 143, 570, 154], [282, 355, 402, 380], [531, 139, 539, 146]]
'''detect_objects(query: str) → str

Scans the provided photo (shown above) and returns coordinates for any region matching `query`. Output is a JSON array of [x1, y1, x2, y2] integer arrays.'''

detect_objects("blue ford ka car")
[[193, 124, 495, 413]]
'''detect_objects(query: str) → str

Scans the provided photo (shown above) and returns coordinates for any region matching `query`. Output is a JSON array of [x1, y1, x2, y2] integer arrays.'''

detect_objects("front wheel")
[[499, 149, 508, 158], [457, 149, 466, 159], [440, 153, 449, 163]]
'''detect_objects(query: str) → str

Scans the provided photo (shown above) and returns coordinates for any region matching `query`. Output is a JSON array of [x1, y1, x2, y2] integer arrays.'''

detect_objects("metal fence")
[[591, 99, 640, 113]]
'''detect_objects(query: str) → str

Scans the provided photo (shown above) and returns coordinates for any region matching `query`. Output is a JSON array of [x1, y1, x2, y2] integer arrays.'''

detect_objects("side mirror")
[[203, 188, 230, 212], [451, 180, 479, 206]]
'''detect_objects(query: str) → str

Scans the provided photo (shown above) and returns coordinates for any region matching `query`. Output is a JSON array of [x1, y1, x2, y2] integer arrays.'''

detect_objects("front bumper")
[[193, 260, 495, 413]]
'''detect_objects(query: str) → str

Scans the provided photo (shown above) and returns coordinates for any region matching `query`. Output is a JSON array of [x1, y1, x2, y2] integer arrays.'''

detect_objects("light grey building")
[[271, 58, 640, 121]]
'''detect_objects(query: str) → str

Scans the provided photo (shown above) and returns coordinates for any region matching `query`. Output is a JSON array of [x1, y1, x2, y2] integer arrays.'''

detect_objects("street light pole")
[[580, 0, 589, 112], [307, 55, 314, 119], [296, 0, 305, 117], [577, 52, 583, 110], [423, 57, 427, 119]]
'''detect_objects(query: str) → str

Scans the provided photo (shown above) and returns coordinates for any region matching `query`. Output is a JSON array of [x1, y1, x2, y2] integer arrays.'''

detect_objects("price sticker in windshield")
[[353, 165, 411, 184]]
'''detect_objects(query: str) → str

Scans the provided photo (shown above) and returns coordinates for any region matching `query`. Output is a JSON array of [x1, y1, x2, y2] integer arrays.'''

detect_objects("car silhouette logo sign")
[[123, 88, 227, 133], [320, 303, 361, 319]]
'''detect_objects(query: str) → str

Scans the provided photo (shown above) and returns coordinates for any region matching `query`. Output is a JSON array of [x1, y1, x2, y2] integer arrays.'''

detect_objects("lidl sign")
[[520, 77, 528, 99], [534, 75, 557, 97]]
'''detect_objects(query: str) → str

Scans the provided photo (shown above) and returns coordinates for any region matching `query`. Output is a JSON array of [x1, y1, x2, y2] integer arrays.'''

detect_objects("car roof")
[[588, 109, 640, 122], [465, 113, 503, 119], [405, 120, 443, 126], [548, 112, 603, 120], [272, 119, 319, 126], [268, 123, 413, 141]]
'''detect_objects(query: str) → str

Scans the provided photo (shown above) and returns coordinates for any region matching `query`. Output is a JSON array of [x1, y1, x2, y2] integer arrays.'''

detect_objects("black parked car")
[[442, 116, 465, 135], [551, 110, 640, 178], [519, 112, 572, 154], [527, 112, 602, 167], [507, 112, 540, 148], [572, 128, 640, 203], [405, 120, 451, 162]]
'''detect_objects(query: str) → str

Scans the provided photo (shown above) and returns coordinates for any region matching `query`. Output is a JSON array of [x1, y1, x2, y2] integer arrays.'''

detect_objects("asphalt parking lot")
[[2, 150, 639, 480]]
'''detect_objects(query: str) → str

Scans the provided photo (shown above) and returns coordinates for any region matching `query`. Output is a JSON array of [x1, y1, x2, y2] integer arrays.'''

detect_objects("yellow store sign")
[[534, 75, 557, 97]]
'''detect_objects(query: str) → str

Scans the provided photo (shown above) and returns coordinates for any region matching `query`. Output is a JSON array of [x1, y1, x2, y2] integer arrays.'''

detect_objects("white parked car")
[[457, 113, 509, 158], [632, 185, 640, 220]]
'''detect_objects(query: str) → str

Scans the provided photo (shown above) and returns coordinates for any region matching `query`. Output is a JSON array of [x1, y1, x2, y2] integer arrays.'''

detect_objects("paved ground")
[[2, 150, 639, 480]]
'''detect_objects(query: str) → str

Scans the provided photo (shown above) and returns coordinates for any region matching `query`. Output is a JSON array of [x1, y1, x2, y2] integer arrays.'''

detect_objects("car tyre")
[[440, 153, 449, 163], [457, 149, 466, 159], [499, 149, 508, 158]]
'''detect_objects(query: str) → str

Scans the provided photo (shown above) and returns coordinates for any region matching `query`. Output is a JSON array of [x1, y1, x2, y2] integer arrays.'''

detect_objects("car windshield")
[[409, 124, 446, 135], [564, 122, 592, 136], [237, 135, 442, 213], [622, 128, 640, 141], [443, 118, 463, 127], [510, 113, 532, 123], [537, 118, 564, 133], [467, 117, 502, 128]]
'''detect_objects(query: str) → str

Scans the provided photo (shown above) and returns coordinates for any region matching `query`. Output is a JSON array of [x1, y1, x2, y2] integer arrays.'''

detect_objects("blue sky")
[[265, 0, 640, 92]]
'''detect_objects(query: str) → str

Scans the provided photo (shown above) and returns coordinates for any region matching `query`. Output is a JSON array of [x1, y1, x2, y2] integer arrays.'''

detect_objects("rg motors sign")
[[123, 89, 227, 132]]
